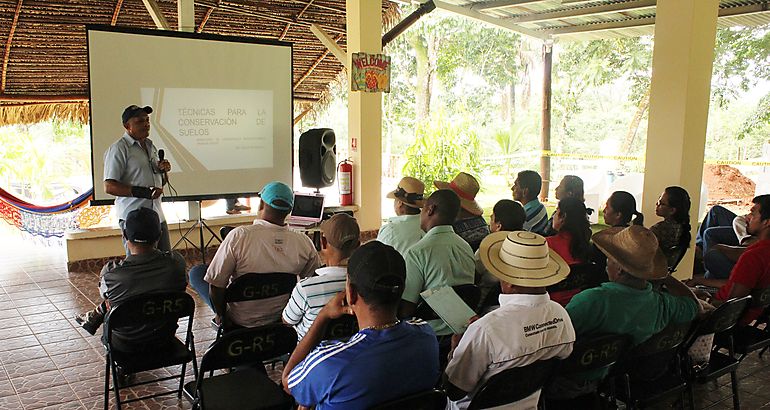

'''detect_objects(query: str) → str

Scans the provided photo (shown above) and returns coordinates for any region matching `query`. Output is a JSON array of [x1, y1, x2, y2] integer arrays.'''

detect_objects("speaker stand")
[[173, 200, 221, 263]]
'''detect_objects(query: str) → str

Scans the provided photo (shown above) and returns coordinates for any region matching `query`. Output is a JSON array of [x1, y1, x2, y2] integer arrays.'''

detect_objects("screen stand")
[[173, 200, 221, 263]]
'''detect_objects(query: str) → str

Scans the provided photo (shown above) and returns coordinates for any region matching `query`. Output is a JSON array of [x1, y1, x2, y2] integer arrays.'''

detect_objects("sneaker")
[[75, 309, 104, 336]]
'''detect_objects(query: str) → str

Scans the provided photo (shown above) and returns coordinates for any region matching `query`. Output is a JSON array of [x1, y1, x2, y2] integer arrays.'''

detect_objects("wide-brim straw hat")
[[592, 225, 668, 280], [386, 177, 425, 208], [479, 231, 570, 287], [434, 172, 483, 216]]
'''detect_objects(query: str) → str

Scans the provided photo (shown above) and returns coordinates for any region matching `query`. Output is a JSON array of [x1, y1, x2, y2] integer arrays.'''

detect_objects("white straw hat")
[[479, 231, 570, 287]]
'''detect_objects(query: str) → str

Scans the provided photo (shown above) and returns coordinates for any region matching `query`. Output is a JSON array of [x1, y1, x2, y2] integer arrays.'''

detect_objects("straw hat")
[[592, 225, 668, 280], [386, 177, 425, 208], [434, 172, 483, 216], [479, 231, 570, 287]]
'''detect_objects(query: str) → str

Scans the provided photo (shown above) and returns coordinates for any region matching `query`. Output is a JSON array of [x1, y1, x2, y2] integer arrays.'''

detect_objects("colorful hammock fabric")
[[0, 187, 107, 238]]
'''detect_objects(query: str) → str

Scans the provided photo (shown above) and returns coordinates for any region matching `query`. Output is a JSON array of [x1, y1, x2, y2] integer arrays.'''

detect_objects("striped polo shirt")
[[282, 266, 347, 339]]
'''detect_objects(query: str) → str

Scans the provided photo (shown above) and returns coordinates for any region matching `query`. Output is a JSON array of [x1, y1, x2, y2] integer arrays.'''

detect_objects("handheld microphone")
[[158, 149, 168, 182]]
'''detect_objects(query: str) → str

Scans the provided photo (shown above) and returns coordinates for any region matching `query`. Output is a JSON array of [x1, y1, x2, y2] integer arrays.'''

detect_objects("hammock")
[[0, 187, 107, 238]]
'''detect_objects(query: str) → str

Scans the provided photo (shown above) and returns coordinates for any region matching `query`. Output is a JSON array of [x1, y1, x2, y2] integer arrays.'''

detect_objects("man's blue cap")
[[259, 182, 294, 211]]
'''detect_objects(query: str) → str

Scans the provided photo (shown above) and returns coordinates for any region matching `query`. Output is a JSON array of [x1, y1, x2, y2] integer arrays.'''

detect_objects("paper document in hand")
[[420, 286, 476, 334]]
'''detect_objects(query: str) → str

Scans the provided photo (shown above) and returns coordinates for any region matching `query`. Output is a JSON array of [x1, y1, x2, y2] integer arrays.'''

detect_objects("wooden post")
[[540, 42, 553, 202]]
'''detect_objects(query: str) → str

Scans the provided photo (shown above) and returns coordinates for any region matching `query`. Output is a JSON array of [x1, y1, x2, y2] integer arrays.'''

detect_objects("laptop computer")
[[288, 192, 325, 227]]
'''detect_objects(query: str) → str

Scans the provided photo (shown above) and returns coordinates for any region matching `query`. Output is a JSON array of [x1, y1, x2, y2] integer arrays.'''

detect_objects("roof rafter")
[[293, 34, 345, 90], [141, 0, 171, 30], [279, 0, 315, 41], [110, 0, 124, 26], [1, 0, 23, 94], [196, 0, 347, 35], [197, 7, 215, 32], [468, 0, 550, 11], [434, 0, 550, 40], [507, 0, 657, 24]]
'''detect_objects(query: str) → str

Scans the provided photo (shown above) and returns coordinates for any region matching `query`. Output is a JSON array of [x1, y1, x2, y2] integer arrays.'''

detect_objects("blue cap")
[[259, 182, 294, 211]]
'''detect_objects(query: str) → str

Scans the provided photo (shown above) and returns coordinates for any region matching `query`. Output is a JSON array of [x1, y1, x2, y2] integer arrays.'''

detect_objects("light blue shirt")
[[376, 214, 424, 255], [104, 133, 165, 222], [403, 225, 475, 335]]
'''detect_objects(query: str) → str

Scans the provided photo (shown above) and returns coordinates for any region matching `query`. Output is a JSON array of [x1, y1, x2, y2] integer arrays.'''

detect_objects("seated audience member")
[[553, 225, 700, 397], [475, 200, 526, 304], [512, 170, 549, 235], [435, 172, 490, 251], [399, 189, 475, 337], [283, 214, 360, 340], [282, 241, 440, 409], [691, 195, 770, 324], [696, 205, 756, 280], [188, 181, 320, 328], [377, 177, 425, 254], [545, 175, 587, 235], [446, 231, 575, 409], [547, 198, 592, 305], [592, 191, 644, 272], [650, 186, 692, 268], [75, 207, 187, 353]]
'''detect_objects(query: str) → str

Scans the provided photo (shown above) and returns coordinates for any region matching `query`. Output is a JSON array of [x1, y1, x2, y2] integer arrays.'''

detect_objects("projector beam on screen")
[[87, 26, 294, 204]]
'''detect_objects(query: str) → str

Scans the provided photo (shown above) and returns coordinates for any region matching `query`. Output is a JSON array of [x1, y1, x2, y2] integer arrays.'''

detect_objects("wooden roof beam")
[[205, 2, 346, 35], [310, 24, 348, 69], [470, 0, 552, 12], [1, 0, 23, 94], [141, 0, 171, 30], [110, 0, 124, 26], [294, 33, 344, 91], [508, 0, 657, 24], [197, 7, 215, 33], [279, 0, 314, 41], [434, 0, 550, 40]]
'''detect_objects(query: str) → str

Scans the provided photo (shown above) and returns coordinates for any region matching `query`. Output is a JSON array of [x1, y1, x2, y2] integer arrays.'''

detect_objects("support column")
[[641, 0, 719, 278], [178, 0, 195, 32], [346, 0, 383, 231], [540, 42, 552, 202]]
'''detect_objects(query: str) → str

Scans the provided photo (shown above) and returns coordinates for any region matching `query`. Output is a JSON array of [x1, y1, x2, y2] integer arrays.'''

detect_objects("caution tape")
[[483, 150, 770, 167], [540, 150, 643, 161], [704, 159, 770, 167]]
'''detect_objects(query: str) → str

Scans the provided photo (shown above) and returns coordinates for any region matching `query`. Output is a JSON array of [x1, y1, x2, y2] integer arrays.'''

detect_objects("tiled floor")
[[0, 239, 769, 409]]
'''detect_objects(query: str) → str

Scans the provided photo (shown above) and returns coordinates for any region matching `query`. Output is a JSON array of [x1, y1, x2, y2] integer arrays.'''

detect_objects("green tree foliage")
[[402, 113, 483, 194]]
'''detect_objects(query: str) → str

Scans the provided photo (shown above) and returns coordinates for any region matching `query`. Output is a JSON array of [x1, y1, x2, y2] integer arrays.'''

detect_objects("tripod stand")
[[173, 200, 221, 263]]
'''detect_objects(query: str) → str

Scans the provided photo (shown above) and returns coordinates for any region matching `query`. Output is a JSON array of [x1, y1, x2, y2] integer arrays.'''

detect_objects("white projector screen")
[[87, 26, 293, 203]]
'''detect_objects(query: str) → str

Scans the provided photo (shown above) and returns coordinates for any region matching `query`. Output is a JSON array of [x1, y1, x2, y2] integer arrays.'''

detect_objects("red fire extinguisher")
[[338, 159, 353, 206]]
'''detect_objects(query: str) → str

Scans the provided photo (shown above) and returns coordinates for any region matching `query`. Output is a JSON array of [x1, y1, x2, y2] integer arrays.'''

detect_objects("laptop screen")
[[291, 193, 325, 219]]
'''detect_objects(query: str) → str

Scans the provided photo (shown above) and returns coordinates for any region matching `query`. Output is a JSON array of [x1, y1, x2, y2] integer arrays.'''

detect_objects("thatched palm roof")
[[0, 0, 399, 125]]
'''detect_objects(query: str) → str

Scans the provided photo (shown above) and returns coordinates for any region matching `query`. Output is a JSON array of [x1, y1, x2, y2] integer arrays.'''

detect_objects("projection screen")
[[87, 26, 293, 204]]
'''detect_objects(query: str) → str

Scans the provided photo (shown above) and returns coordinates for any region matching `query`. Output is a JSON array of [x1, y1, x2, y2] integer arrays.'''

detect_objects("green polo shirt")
[[403, 225, 475, 335], [566, 281, 698, 379]]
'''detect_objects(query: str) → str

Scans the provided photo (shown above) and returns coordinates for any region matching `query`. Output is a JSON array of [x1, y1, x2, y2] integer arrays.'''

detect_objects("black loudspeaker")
[[299, 128, 336, 189]]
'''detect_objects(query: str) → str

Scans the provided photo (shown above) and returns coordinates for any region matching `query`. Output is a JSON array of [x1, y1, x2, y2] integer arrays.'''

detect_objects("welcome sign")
[[351, 52, 391, 93]]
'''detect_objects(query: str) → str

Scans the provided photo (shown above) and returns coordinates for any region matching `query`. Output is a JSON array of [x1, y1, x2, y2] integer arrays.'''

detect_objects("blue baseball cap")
[[259, 182, 294, 211]]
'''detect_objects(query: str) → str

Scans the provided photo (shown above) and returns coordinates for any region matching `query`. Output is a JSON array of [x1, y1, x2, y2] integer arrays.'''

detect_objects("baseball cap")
[[122, 105, 153, 124], [348, 241, 406, 296], [320, 213, 360, 251], [258, 181, 294, 211], [123, 207, 162, 244]]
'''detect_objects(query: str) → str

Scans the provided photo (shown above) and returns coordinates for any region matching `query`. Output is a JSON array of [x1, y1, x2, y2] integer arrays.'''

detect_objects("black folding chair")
[[371, 389, 447, 410], [684, 295, 752, 410], [184, 324, 297, 410], [215, 272, 298, 339], [613, 321, 693, 409], [719, 288, 770, 361], [547, 262, 606, 294], [544, 333, 632, 408], [322, 315, 359, 341], [103, 291, 198, 410], [414, 284, 480, 321], [667, 245, 688, 274], [467, 358, 559, 410]]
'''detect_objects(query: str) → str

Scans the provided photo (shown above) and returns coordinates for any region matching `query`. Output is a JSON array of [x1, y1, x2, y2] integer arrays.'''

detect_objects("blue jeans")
[[704, 249, 735, 280], [188, 264, 214, 311], [696, 206, 738, 253]]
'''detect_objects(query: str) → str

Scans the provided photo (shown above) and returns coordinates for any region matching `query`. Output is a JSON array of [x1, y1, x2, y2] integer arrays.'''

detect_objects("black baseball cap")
[[124, 207, 162, 244], [348, 241, 406, 297], [122, 105, 153, 124]]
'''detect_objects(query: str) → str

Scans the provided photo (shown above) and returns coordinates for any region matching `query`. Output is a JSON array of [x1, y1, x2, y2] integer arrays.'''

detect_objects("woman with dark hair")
[[548, 197, 592, 264], [592, 191, 645, 274], [546, 198, 592, 306], [651, 186, 692, 268], [603, 191, 644, 227]]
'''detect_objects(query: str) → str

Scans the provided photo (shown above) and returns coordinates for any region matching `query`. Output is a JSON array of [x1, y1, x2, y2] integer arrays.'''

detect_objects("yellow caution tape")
[[540, 150, 643, 161]]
